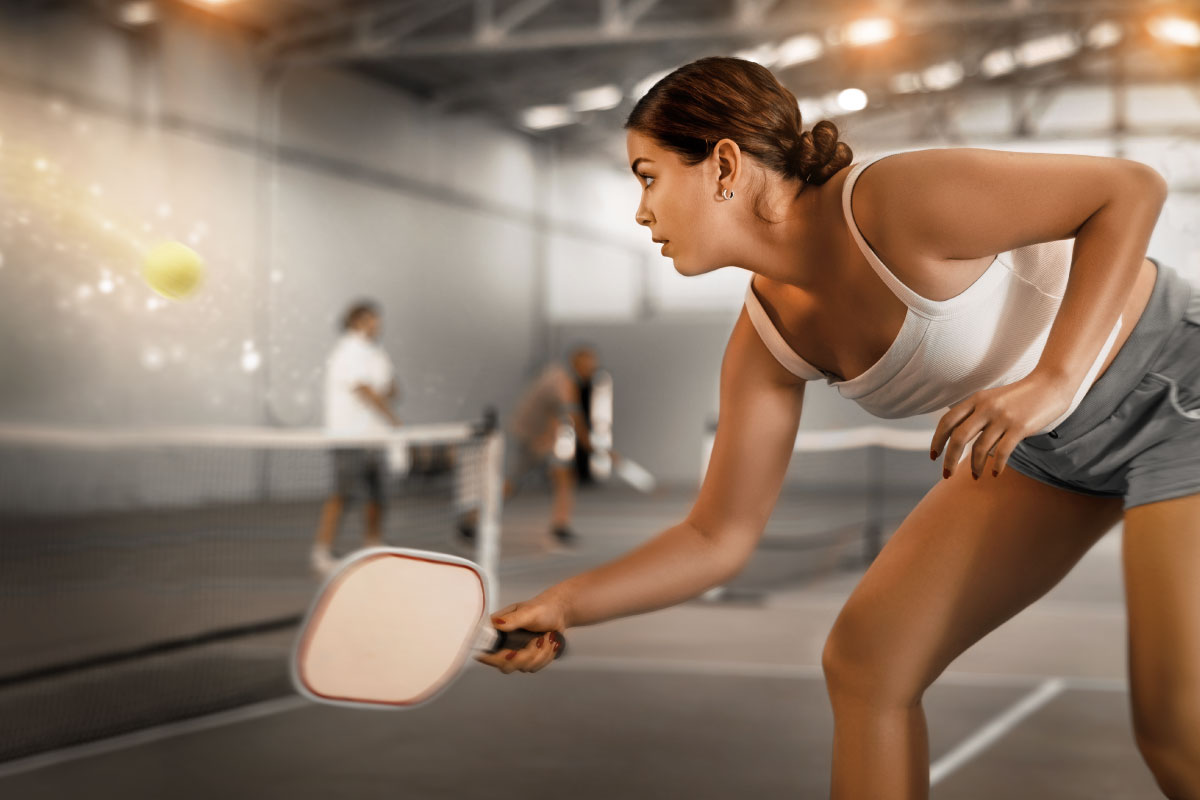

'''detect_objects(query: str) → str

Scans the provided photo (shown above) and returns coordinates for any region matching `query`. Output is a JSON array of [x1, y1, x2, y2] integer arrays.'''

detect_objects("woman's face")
[[626, 130, 736, 277]]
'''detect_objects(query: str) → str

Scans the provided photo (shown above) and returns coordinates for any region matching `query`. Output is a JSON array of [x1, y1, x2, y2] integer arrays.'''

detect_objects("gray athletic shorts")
[[332, 448, 385, 506], [1007, 259, 1200, 510]]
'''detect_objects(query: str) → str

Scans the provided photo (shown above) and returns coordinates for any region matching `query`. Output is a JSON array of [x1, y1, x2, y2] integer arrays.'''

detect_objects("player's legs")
[[548, 462, 576, 540], [314, 495, 344, 550], [312, 495, 344, 574], [362, 451, 385, 548], [1122, 492, 1200, 797], [313, 451, 354, 571], [504, 438, 544, 499], [821, 467, 1123, 799], [364, 502, 383, 548], [313, 449, 377, 572]]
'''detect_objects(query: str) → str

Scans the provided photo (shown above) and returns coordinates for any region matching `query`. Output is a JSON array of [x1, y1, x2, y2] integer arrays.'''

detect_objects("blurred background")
[[1, 1, 1198, 797]]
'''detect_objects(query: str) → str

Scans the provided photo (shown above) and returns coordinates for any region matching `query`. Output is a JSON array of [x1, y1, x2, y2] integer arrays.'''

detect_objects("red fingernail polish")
[[553, 640, 561, 652], [943, 468, 950, 479], [536, 637, 543, 649], [972, 471, 979, 481], [505, 651, 515, 660], [493, 618, 506, 624], [930, 450, 936, 460], [992, 469, 999, 477]]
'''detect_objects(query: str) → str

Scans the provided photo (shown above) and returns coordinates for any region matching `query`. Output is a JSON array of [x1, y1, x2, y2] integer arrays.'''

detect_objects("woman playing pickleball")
[[477, 57, 1200, 798]]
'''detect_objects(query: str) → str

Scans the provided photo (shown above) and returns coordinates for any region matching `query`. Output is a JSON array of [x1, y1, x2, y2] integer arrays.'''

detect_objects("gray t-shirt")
[[510, 364, 574, 442]]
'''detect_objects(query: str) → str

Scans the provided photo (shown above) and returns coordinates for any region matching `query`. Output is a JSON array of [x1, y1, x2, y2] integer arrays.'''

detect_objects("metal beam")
[[260, 1, 390, 52], [473, 0, 558, 44], [624, 0, 662, 27], [377, 1, 474, 44], [734, 0, 782, 28], [599, 0, 663, 33], [270, 0, 1182, 66], [260, 1, 471, 59], [492, 0, 558, 37]]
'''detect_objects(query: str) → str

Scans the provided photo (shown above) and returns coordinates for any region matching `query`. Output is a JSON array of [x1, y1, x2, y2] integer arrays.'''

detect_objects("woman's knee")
[[821, 612, 929, 709], [1133, 702, 1200, 796]]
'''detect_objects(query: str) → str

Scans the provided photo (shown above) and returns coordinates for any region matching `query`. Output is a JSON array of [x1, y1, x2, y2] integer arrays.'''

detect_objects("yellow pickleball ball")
[[142, 241, 205, 300]]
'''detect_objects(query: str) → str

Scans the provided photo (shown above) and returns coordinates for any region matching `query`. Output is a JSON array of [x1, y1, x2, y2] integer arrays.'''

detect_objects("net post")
[[477, 429, 506, 609]]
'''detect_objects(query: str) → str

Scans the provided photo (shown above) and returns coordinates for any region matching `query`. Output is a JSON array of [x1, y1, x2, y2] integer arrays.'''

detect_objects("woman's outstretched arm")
[[478, 307, 805, 673]]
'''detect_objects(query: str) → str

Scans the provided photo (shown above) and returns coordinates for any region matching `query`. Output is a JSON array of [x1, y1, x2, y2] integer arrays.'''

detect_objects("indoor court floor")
[[0, 486, 1161, 798]]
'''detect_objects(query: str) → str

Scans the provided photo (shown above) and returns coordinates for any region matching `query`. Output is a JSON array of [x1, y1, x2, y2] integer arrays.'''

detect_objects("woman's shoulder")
[[850, 145, 1119, 258], [839, 153, 941, 289]]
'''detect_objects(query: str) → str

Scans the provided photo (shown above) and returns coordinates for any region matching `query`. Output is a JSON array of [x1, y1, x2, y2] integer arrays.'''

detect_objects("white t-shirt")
[[323, 332, 395, 435]]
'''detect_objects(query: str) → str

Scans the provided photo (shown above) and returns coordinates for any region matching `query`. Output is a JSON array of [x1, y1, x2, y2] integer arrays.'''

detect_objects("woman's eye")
[[640, 175, 654, 187]]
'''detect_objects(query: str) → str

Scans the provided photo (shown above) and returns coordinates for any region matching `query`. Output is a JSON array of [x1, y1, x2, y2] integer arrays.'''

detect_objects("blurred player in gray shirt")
[[507, 345, 597, 546]]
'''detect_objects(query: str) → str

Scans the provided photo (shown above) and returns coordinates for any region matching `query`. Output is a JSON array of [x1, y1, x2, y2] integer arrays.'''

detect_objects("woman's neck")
[[733, 166, 853, 291]]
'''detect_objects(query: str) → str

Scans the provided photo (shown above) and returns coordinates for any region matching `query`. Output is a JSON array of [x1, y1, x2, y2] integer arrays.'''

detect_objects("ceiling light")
[[845, 17, 896, 47], [519, 105, 576, 131], [776, 34, 824, 67], [571, 85, 623, 112], [835, 88, 868, 113], [1086, 20, 1123, 49], [921, 61, 964, 91], [1015, 32, 1079, 67], [176, 0, 234, 8], [118, 1, 157, 26], [980, 48, 1017, 77], [1148, 14, 1200, 47]]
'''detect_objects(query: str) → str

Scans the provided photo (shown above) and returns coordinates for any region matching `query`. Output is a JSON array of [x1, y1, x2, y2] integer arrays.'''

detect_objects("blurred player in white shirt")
[[311, 301, 399, 574]]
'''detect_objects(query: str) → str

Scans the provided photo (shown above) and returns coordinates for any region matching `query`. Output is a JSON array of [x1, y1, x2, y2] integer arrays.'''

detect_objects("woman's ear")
[[712, 138, 741, 198]]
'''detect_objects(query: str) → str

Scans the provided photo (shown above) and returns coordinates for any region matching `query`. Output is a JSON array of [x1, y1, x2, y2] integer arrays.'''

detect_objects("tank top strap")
[[841, 153, 1010, 320], [841, 154, 930, 312]]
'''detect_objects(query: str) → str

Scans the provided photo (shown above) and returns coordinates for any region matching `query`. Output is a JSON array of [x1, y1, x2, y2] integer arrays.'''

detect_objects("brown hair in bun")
[[625, 56, 853, 216]]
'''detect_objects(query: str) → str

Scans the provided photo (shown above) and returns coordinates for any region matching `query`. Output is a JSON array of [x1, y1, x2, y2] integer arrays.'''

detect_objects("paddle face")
[[292, 548, 489, 710]]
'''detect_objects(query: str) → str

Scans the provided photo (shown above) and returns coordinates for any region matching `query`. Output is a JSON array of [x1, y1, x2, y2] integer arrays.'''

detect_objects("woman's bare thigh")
[[1122, 494, 1200, 741], [826, 467, 1123, 699]]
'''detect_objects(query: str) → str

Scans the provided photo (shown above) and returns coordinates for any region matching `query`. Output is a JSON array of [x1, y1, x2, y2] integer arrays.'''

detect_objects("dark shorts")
[[1007, 260, 1200, 510], [332, 448, 385, 505], [509, 436, 571, 484]]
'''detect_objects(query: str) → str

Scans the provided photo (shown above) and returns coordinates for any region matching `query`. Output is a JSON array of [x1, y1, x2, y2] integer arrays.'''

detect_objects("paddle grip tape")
[[489, 628, 568, 660]]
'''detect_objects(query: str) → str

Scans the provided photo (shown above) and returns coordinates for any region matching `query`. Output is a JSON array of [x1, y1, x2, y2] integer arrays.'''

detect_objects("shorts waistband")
[[1022, 258, 1195, 451]]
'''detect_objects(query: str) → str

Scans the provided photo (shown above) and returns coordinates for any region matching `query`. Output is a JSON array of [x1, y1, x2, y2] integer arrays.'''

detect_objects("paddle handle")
[[488, 628, 568, 659]]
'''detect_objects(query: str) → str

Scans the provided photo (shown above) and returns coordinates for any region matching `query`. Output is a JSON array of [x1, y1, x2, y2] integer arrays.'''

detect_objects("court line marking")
[[929, 678, 1067, 786], [0, 696, 306, 780], [0, 660, 1120, 780], [546, 656, 1126, 692], [761, 595, 1129, 619]]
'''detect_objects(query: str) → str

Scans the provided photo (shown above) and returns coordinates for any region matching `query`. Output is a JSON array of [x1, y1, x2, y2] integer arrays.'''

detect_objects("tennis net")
[[0, 420, 504, 762], [698, 424, 939, 599]]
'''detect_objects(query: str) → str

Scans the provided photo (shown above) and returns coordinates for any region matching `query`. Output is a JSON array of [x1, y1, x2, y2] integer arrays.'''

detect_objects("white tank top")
[[744, 153, 1123, 436]]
